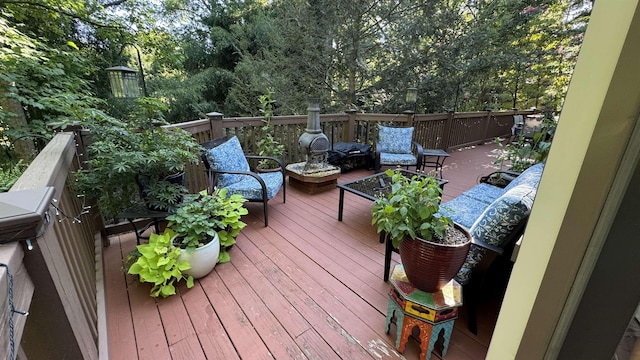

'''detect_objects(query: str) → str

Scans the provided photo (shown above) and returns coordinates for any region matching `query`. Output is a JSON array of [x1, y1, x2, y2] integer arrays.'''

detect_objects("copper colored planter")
[[398, 223, 471, 293]]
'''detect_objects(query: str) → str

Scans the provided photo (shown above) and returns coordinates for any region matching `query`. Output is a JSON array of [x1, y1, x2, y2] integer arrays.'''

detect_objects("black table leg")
[[383, 232, 393, 281], [128, 218, 161, 245], [338, 188, 345, 221]]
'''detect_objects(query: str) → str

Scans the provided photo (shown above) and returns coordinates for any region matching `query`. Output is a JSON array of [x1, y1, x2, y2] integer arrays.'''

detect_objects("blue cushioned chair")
[[201, 136, 286, 227], [374, 125, 423, 172]]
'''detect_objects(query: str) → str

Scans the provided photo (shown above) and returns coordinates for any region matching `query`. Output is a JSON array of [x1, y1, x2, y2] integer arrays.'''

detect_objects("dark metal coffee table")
[[337, 169, 448, 222]]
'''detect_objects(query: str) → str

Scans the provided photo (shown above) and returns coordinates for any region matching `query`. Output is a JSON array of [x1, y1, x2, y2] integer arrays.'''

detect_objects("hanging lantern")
[[405, 87, 418, 104], [106, 65, 141, 98]]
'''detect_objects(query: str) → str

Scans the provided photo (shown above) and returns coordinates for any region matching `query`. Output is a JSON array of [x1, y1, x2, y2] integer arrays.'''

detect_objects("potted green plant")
[[76, 97, 201, 218], [255, 88, 285, 171], [127, 229, 194, 298], [371, 169, 471, 293], [166, 188, 248, 278], [493, 112, 555, 175]]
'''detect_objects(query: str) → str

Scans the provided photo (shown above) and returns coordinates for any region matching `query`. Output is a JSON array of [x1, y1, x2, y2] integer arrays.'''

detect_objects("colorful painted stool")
[[385, 264, 463, 360]]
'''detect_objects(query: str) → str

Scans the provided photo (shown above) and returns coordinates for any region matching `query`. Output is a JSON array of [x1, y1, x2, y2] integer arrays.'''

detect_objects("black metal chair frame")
[[200, 136, 286, 227]]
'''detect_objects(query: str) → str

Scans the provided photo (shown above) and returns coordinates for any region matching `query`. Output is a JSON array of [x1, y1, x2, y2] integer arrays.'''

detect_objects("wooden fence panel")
[[413, 114, 449, 149]]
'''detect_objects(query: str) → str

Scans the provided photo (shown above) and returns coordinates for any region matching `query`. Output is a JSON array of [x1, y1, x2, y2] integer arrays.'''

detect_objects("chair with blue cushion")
[[374, 125, 423, 172], [201, 136, 286, 227]]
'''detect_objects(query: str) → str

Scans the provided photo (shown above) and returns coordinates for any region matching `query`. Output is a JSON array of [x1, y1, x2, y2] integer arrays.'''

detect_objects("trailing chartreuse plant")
[[371, 169, 453, 249], [167, 188, 248, 263], [127, 229, 194, 298]]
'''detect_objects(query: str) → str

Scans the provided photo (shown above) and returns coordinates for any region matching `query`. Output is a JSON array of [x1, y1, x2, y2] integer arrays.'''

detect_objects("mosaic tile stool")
[[385, 265, 462, 360]]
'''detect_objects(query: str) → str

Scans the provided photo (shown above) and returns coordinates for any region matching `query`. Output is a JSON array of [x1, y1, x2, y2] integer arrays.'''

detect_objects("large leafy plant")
[[76, 98, 201, 218], [371, 169, 452, 249], [167, 188, 248, 263], [127, 229, 194, 298]]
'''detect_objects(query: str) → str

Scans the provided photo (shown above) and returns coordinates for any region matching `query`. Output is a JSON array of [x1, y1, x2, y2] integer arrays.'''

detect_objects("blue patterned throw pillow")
[[378, 126, 414, 154], [455, 184, 537, 285], [205, 136, 250, 188]]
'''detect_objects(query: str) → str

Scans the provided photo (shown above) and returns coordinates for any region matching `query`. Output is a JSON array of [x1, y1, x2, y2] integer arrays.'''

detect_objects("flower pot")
[[175, 232, 220, 279], [398, 223, 471, 293]]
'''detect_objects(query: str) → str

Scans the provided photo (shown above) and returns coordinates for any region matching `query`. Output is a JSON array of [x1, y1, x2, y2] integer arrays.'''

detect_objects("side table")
[[117, 203, 170, 244], [422, 149, 450, 178], [385, 264, 462, 360]]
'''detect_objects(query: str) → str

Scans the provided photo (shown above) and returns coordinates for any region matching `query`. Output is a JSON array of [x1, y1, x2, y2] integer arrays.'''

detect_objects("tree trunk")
[[0, 80, 36, 160]]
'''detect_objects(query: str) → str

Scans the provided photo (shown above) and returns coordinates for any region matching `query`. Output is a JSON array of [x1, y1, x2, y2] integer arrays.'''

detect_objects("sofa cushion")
[[454, 184, 536, 284], [380, 152, 417, 167], [225, 172, 283, 200], [378, 126, 413, 154], [504, 162, 544, 192], [458, 183, 505, 205], [439, 196, 488, 230], [205, 136, 250, 188]]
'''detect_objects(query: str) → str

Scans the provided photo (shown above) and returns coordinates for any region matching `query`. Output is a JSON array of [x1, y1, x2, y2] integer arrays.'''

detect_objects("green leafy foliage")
[[76, 97, 201, 218], [167, 188, 248, 263], [371, 170, 452, 249], [494, 113, 556, 172], [0, 159, 27, 192], [256, 88, 284, 169], [127, 229, 194, 298]]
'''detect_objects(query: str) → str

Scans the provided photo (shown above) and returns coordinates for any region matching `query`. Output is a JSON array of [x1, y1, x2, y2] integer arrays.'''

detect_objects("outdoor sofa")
[[437, 162, 544, 333]]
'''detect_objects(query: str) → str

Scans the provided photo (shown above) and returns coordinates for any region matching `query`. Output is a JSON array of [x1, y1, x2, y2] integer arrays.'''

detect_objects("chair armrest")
[[412, 141, 424, 169], [245, 155, 285, 171], [207, 168, 268, 194], [479, 170, 521, 187], [471, 237, 504, 255]]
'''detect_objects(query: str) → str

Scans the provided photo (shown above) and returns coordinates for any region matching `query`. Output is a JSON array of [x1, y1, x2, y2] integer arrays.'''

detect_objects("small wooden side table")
[[385, 264, 463, 360]]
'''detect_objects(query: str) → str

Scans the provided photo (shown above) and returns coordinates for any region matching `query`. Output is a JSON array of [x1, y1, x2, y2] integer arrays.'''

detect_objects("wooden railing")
[[0, 109, 533, 360], [173, 109, 533, 193], [6, 133, 104, 360]]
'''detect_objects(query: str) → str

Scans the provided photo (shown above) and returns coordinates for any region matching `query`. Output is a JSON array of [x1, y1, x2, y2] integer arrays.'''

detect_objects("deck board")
[[179, 282, 240, 360], [105, 143, 504, 360]]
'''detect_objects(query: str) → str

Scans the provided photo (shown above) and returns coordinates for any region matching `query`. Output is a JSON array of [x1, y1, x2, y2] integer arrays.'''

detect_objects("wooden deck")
[[104, 143, 509, 360]]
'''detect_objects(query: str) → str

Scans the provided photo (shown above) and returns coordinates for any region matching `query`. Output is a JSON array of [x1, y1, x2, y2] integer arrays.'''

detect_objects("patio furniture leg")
[[385, 296, 405, 349], [338, 188, 345, 221], [384, 233, 394, 281]]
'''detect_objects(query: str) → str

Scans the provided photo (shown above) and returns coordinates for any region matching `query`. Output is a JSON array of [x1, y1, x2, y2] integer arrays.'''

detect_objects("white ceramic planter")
[[176, 232, 220, 279]]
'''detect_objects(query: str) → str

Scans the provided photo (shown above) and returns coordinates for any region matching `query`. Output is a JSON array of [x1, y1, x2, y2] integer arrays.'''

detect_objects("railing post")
[[442, 111, 454, 150], [207, 112, 225, 139], [403, 110, 414, 127], [345, 109, 357, 142], [483, 109, 493, 144]]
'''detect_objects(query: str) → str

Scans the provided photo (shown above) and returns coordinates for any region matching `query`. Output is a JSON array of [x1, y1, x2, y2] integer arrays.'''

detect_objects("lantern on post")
[[105, 43, 148, 98], [405, 87, 418, 113], [105, 66, 141, 98]]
